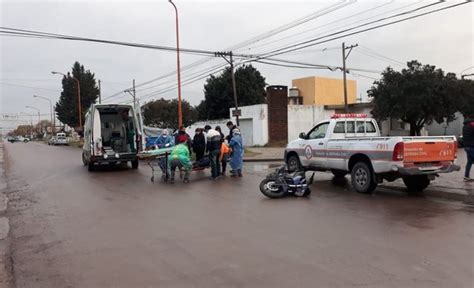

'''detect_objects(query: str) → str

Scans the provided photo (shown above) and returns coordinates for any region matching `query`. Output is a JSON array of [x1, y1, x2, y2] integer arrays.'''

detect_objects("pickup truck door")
[[305, 122, 330, 169]]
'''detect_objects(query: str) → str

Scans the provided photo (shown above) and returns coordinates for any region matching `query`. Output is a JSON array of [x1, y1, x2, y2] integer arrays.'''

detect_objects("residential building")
[[291, 76, 357, 105]]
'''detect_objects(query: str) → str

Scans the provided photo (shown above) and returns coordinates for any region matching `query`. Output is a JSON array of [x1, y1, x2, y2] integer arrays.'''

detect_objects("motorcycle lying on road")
[[259, 166, 314, 199]]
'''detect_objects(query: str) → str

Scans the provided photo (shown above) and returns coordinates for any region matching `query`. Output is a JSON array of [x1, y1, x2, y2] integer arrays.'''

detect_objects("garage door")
[[238, 119, 253, 147]]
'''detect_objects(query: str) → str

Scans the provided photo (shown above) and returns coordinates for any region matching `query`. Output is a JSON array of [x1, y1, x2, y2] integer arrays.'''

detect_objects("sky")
[[0, 0, 473, 132]]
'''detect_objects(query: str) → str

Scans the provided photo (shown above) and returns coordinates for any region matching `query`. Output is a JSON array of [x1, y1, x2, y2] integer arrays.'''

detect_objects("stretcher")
[[138, 148, 210, 183]]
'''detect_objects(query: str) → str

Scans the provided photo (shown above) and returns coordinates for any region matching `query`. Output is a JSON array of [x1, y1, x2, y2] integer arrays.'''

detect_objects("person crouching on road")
[[463, 117, 474, 182], [229, 128, 244, 177], [220, 142, 231, 176], [168, 139, 192, 184], [204, 125, 222, 179]]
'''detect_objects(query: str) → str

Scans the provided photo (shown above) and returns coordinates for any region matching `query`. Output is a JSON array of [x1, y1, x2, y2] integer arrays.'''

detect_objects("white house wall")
[[228, 104, 268, 147], [287, 105, 334, 142]]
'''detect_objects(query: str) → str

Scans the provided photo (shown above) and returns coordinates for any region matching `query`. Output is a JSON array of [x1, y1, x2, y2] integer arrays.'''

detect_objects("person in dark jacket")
[[204, 125, 222, 179], [462, 117, 474, 182], [226, 121, 237, 142], [192, 128, 206, 161]]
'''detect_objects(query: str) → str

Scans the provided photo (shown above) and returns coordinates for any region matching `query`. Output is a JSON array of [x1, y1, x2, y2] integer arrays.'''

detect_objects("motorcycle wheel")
[[259, 178, 286, 199]]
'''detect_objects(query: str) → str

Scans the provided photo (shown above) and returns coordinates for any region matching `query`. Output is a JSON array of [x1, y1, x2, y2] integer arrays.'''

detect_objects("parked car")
[[7, 136, 29, 143], [17, 136, 30, 143], [82, 104, 143, 171], [285, 114, 460, 194]]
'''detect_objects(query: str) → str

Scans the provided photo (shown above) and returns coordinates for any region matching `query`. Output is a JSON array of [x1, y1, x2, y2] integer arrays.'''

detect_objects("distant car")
[[7, 137, 16, 143], [50, 133, 69, 146], [17, 136, 30, 143]]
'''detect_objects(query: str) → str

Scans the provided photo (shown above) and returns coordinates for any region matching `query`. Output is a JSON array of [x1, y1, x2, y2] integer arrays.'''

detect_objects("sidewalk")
[[0, 142, 13, 287], [244, 146, 473, 203]]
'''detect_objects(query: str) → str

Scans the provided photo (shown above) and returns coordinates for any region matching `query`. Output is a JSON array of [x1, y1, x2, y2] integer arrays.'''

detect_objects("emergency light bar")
[[331, 113, 368, 119]]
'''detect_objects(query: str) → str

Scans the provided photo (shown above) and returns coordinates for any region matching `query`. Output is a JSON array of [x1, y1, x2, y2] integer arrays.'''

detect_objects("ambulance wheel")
[[131, 159, 139, 169], [82, 152, 87, 166], [88, 161, 95, 172]]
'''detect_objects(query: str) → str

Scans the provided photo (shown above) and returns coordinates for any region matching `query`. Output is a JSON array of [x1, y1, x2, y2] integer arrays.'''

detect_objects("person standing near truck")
[[204, 125, 222, 179], [463, 117, 474, 182]]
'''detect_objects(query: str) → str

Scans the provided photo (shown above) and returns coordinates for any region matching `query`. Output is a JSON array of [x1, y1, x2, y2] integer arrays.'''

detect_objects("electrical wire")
[[0, 82, 61, 92], [240, 0, 399, 53], [255, 1, 451, 58]]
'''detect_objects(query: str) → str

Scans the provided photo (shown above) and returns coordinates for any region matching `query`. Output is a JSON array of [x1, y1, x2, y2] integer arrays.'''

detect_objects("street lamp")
[[25, 105, 40, 135], [169, 0, 183, 128], [51, 71, 82, 132], [33, 95, 54, 135]]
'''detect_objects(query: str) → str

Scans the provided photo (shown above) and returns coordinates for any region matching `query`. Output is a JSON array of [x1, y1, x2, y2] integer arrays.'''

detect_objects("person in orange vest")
[[220, 142, 231, 176]]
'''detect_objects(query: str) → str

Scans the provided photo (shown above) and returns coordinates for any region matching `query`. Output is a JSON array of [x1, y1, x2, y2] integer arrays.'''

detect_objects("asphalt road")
[[4, 142, 474, 288]]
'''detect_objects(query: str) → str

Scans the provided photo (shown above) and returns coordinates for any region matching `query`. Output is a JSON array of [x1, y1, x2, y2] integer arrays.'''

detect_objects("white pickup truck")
[[285, 114, 460, 194]]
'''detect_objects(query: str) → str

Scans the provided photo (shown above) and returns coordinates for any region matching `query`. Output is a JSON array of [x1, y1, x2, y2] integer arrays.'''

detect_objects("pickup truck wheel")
[[287, 155, 301, 172], [403, 175, 430, 194], [351, 162, 377, 194], [331, 169, 348, 178]]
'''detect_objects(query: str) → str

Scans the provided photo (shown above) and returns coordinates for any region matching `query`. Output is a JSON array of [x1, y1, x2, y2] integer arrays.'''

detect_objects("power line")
[[103, 1, 354, 99], [0, 27, 255, 58], [0, 82, 61, 92], [240, 0, 400, 53], [255, 1, 454, 58]]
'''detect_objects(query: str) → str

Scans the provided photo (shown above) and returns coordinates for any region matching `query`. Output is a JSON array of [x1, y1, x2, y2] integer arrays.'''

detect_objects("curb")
[[379, 184, 473, 203], [243, 158, 283, 162]]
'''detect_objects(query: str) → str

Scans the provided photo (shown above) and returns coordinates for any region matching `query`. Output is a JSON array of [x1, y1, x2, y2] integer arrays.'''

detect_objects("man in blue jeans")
[[463, 117, 474, 182]]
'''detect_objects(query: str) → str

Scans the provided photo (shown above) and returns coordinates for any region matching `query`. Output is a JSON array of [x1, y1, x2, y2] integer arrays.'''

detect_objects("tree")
[[142, 98, 198, 130], [199, 64, 266, 120], [368, 61, 460, 136], [456, 79, 474, 117], [55, 62, 99, 129]]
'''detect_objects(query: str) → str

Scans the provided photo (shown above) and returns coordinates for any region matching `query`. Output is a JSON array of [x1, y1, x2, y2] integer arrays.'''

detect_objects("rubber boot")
[[170, 171, 175, 184], [238, 169, 242, 177]]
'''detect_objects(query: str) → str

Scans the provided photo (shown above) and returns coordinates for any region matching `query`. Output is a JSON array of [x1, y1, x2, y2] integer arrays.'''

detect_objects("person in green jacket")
[[167, 142, 192, 184]]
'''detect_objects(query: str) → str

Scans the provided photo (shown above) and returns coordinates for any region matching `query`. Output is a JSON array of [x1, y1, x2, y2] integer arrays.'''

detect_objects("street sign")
[[232, 109, 241, 117]]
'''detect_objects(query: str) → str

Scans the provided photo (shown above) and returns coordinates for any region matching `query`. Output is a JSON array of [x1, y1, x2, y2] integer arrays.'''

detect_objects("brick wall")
[[267, 86, 288, 143]]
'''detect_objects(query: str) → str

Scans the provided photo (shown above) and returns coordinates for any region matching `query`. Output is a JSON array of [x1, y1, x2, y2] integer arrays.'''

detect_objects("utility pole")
[[342, 42, 358, 113], [133, 79, 136, 107], [215, 51, 240, 126], [124, 79, 137, 109], [98, 80, 101, 104]]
